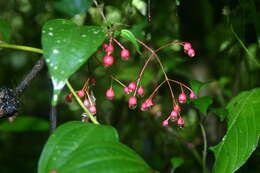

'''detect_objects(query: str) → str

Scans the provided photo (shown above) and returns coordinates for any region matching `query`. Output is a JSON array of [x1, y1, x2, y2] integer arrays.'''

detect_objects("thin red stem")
[[112, 38, 125, 49], [94, 54, 126, 88], [168, 79, 193, 92], [135, 39, 183, 105]]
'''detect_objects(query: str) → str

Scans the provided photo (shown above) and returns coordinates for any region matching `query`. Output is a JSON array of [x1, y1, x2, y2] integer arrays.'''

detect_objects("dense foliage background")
[[0, 0, 259, 172]]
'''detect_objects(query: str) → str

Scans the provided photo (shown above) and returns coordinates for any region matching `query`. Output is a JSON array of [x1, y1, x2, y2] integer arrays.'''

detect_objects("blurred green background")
[[0, 0, 259, 172]]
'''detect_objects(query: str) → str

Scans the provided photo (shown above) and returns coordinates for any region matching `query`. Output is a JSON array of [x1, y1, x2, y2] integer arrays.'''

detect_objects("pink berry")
[[174, 104, 181, 113], [103, 55, 114, 67], [65, 93, 73, 102], [128, 96, 137, 107], [137, 86, 144, 96], [183, 43, 192, 51], [187, 48, 195, 57], [89, 105, 96, 115], [146, 99, 154, 107], [189, 92, 197, 99], [106, 88, 115, 100], [141, 98, 154, 111], [121, 49, 130, 60], [140, 102, 148, 111], [103, 43, 108, 49], [124, 87, 130, 94], [162, 120, 169, 127], [83, 99, 90, 107], [177, 117, 185, 126], [178, 92, 187, 103], [77, 90, 85, 98], [106, 44, 114, 53], [170, 110, 178, 119], [128, 82, 136, 91]]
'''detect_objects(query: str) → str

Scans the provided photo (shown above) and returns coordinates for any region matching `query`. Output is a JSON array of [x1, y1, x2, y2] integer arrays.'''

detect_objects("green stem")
[[0, 43, 43, 54], [65, 80, 99, 124], [200, 122, 208, 173], [230, 25, 260, 67]]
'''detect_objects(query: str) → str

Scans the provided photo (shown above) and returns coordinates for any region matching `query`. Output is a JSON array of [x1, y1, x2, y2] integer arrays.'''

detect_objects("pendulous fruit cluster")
[[66, 39, 197, 128], [0, 88, 19, 118], [102, 38, 130, 67]]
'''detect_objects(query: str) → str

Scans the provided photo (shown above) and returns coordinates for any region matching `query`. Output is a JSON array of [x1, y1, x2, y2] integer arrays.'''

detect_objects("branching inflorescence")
[[65, 35, 197, 128]]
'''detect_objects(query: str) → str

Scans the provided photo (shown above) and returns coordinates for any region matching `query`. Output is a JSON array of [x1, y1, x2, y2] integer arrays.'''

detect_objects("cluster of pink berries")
[[162, 90, 197, 128], [102, 38, 130, 67], [102, 41, 197, 128], [105, 81, 144, 103], [182, 42, 195, 57], [66, 38, 197, 128], [105, 81, 144, 107], [65, 79, 97, 115]]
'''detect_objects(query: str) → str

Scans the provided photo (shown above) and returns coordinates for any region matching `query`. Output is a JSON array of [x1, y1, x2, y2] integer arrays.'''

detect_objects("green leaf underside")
[[191, 96, 213, 115], [120, 29, 141, 54], [54, 0, 92, 17], [170, 157, 184, 169], [0, 116, 49, 131], [189, 80, 205, 95], [41, 19, 106, 105], [38, 121, 151, 173], [211, 88, 260, 173], [0, 19, 11, 42]]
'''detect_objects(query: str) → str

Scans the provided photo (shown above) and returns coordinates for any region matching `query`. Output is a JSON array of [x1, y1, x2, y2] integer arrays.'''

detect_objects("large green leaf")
[[41, 19, 106, 105], [54, 0, 92, 17], [211, 88, 260, 173], [38, 121, 151, 173], [0, 19, 11, 42]]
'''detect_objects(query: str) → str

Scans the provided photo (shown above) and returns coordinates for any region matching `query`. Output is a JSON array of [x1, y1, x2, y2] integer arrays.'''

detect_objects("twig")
[[15, 58, 45, 94], [93, 0, 107, 22]]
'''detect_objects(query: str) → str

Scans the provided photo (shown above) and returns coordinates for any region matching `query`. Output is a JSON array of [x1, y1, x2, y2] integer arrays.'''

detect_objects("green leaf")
[[0, 116, 49, 132], [189, 80, 207, 95], [211, 108, 229, 121], [191, 96, 213, 115], [38, 121, 151, 173], [41, 19, 106, 105], [170, 157, 184, 170], [54, 0, 92, 17], [0, 19, 11, 42], [211, 88, 260, 173], [120, 29, 141, 54]]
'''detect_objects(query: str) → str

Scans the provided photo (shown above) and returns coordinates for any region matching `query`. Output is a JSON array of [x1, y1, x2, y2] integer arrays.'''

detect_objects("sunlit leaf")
[[41, 19, 106, 105], [211, 88, 260, 173], [38, 121, 151, 173]]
